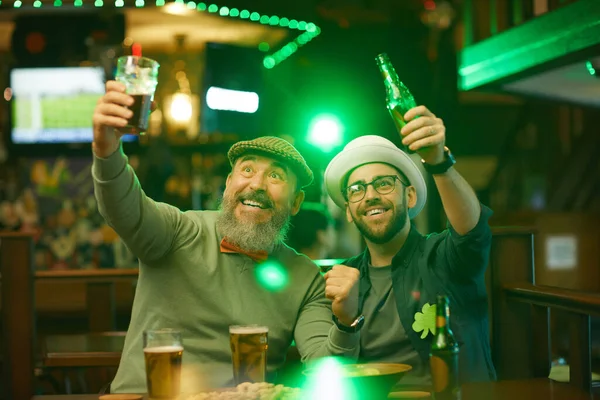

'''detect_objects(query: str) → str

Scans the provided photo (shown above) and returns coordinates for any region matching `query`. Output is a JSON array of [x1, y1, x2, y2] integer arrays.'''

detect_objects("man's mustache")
[[237, 191, 274, 209]]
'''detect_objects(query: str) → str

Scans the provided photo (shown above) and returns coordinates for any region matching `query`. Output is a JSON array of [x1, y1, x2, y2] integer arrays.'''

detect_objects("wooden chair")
[[488, 227, 600, 394], [0, 233, 131, 398], [0, 233, 36, 400]]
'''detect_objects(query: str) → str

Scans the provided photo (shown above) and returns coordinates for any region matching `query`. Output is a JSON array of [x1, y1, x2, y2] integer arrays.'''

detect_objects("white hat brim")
[[324, 143, 427, 219]]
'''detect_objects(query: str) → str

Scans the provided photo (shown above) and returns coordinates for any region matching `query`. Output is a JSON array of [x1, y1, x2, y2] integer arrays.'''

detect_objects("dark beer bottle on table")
[[375, 52, 418, 153], [430, 295, 461, 400]]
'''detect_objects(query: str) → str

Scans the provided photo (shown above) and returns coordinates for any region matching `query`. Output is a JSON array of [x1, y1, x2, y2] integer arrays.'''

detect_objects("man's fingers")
[[97, 103, 133, 120], [106, 80, 127, 93], [93, 115, 128, 129], [325, 285, 342, 300], [404, 105, 434, 121], [400, 116, 436, 136], [102, 91, 134, 107], [325, 277, 348, 288]]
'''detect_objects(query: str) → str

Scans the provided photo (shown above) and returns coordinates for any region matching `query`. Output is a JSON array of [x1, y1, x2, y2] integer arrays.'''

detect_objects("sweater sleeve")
[[293, 272, 360, 362], [92, 147, 197, 264]]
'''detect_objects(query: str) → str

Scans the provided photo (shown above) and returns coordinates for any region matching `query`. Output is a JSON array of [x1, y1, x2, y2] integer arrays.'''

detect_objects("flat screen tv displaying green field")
[[9, 66, 137, 144]]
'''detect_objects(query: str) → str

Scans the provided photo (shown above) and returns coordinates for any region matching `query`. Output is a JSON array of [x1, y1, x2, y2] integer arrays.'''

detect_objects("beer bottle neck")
[[378, 63, 401, 90], [435, 299, 450, 335]]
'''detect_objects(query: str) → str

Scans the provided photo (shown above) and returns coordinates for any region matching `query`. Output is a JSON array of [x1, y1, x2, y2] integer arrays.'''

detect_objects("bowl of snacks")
[[187, 382, 303, 400], [302, 362, 412, 400]]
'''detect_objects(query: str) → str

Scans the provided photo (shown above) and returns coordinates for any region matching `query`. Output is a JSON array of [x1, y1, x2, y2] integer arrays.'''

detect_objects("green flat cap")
[[228, 136, 314, 188]]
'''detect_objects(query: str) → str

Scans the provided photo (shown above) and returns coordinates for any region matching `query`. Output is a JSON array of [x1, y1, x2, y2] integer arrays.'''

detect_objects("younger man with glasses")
[[323, 105, 496, 387]]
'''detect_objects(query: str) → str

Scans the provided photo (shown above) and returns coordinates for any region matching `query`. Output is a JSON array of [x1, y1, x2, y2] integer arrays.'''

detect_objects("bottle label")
[[436, 316, 446, 328], [430, 350, 461, 400]]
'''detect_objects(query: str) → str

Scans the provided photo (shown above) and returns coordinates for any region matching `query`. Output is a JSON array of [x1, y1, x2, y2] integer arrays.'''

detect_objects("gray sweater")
[[92, 148, 359, 393]]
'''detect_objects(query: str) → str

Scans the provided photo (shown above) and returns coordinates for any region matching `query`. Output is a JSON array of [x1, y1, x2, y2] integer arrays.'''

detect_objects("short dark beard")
[[216, 191, 292, 253], [350, 201, 409, 245]]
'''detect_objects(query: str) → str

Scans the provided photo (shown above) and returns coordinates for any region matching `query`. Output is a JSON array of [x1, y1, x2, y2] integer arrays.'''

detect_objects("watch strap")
[[421, 146, 456, 175], [332, 314, 365, 333]]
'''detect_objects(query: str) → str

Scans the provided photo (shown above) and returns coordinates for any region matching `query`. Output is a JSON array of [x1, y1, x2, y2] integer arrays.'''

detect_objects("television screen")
[[201, 43, 264, 138], [9, 66, 136, 144]]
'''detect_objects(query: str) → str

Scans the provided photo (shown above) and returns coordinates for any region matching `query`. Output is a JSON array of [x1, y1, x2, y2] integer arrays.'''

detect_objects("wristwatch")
[[421, 146, 456, 175], [332, 314, 365, 333]]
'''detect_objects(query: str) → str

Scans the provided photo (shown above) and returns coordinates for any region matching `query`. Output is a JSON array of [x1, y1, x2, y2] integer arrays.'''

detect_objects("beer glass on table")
[[115, 55, 160, 134], [143, 329, 183, 400], [229, 325, 269, 385]]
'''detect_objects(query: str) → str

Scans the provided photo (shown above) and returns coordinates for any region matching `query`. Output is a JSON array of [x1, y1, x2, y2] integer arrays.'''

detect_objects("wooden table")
[[31, 379, 600, 399], [42, 332, 126, 367]]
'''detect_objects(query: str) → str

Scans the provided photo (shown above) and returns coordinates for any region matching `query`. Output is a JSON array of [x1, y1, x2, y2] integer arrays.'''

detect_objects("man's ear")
[[345, 203, 353, 223], [406, 186, 417, 209], [291, 190, 305, 216], [225, 173, 232, 187], [316, 229, 327, 245]]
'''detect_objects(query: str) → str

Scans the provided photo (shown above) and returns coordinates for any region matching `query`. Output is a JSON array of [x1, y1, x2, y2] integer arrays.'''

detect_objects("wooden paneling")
[[492, 212, 600, 292]]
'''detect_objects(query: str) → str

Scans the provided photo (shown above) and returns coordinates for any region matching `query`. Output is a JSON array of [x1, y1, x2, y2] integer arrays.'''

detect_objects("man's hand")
[[401, 105, 446, 165], [324, 265, 360, 327], [92, 80, 135, 158], [92, 81, 156, 158]]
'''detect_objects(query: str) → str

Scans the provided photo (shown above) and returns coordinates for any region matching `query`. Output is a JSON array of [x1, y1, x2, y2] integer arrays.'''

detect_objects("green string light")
[[264, 24, 321, 69], [16, 0, 320, 70]]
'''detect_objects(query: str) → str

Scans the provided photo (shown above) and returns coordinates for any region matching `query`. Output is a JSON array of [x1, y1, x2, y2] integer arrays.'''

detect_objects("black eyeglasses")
[[344, 175, 407, 203]]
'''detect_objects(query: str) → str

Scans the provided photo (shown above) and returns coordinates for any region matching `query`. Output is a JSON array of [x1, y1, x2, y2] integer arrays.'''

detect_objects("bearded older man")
[[92, 81, 361, 394]]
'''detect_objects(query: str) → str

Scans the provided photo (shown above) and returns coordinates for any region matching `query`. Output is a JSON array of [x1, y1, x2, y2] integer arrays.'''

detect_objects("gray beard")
[[216, 194, 291, 253], [351, 203, 408, 245]]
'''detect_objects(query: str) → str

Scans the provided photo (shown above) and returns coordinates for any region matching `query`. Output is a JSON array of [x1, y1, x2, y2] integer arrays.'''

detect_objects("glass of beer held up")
[[143, 329, 183, 400], [115, 55, 159, 134], [229, 325, 269, 385]]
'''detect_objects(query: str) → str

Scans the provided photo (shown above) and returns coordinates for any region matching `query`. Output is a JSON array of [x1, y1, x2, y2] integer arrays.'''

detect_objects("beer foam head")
[[144, 345, 184, 353], [229, 325, 269, 334]]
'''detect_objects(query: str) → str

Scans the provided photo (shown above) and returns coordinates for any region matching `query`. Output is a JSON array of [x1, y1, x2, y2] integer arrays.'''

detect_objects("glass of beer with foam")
[[115, 55, 160, 135], [143, 329, 183, 400], [229, 325, 269, 385]]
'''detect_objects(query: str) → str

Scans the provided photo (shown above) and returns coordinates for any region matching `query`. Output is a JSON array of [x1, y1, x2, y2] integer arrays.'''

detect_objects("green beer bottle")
[[430, 295, 461, 400], [375, 52, 418, 153]]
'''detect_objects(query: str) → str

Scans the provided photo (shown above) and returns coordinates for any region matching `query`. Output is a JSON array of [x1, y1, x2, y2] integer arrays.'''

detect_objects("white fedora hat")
[[324, 135, 427, 219]]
